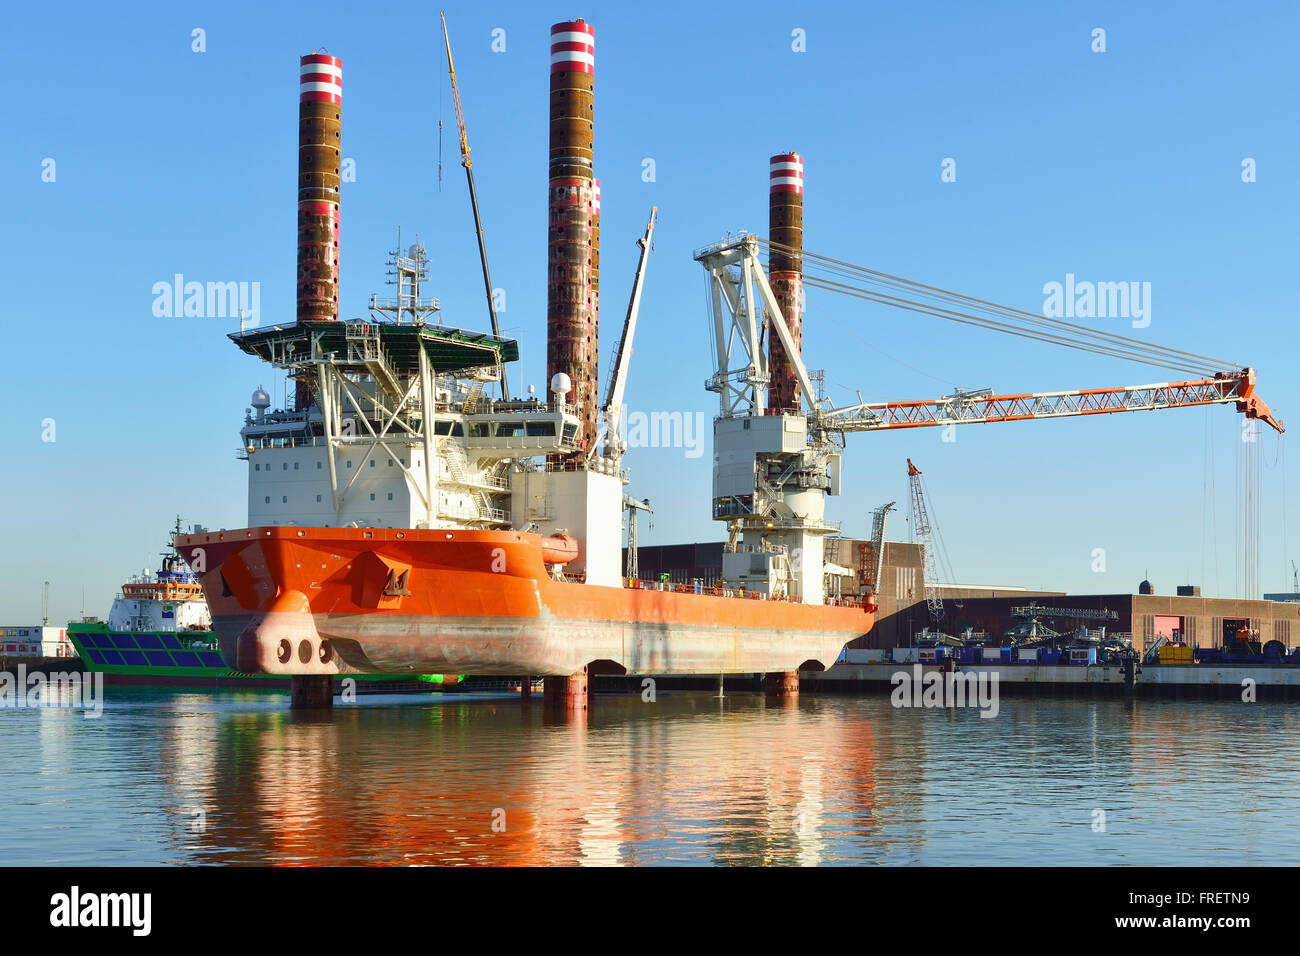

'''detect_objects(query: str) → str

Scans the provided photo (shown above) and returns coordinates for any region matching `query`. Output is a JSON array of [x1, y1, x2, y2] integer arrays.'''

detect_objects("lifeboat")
[[541, 533, 579, 565]]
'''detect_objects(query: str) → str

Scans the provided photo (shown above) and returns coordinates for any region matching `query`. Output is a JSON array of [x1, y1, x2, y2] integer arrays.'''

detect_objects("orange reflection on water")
[[166, 693, 886, 866]]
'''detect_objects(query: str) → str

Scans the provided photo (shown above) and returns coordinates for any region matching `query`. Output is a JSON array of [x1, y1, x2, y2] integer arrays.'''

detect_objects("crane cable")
[[756, 238, 1241, 376], [763, 237, 1237, 371], [794, 271, 1218, 378]]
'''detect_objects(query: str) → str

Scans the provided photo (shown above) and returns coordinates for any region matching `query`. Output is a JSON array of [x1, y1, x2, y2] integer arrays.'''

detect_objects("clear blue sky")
[[3, 0, 1298, 623]]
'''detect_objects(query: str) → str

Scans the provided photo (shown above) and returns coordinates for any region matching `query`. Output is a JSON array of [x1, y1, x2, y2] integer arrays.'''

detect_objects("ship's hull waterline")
[[177, 527, 873, 677]]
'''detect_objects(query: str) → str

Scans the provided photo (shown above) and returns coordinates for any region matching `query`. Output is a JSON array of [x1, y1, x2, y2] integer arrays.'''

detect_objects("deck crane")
[[906, 461, 949, 629], [693, 234, 1284, 607], [696, 235, 1284, 439], [597, 207, 658, 466], [858, 501, 895, 611], [623, 494, 654, 580], [440, 12, 507, 400]]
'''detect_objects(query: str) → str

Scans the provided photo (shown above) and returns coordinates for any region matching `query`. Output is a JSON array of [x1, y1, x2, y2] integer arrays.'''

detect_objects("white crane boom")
[[602, 207, 658, 462]]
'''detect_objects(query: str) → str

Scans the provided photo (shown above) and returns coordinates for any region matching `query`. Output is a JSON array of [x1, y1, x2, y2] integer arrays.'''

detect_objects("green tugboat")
[[67, 521, 460, 691]]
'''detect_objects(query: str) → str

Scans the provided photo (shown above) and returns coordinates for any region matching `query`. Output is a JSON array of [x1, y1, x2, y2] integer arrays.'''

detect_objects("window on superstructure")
[[294, 462, 299, 470], [369, 493, 375, 501], [387, 492, 393, 500], [283, 463, 288, 471], [317, 461, 322, 469], [282, 496, 288, 503], [255, 463, 260, 471], [316, 495, 321, 503], [369, 460, 375, 468], [347, 460, 352, 468], [264, 496, 270, 504]]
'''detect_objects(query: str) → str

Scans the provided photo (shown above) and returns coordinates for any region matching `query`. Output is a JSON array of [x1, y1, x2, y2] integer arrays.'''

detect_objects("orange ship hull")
[[174, 527, 874, 677]]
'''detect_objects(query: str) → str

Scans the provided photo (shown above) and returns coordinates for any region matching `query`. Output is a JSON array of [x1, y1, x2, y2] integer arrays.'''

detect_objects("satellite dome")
[[550, 372, 572, 396], [251, 386, 271, 409]]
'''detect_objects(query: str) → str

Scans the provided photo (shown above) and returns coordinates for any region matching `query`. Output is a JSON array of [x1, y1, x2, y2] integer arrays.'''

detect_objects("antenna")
[[438, 58, 444, 191], [41, 580, 50, 626], [441, 11, 508, 399]]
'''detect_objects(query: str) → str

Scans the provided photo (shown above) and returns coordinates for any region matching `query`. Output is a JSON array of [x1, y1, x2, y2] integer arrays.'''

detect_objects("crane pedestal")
[[765, 670, 800, 700]]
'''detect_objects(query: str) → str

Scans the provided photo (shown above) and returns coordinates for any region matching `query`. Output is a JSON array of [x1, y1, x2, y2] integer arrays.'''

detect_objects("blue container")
[[999, 647, 1013, 664], [1040, 649, 1062, 666], [958, 647, 981, 665]]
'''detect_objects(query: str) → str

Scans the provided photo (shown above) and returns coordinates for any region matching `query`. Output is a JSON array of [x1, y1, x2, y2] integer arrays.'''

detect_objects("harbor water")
[[1, 689, 1296, 866]]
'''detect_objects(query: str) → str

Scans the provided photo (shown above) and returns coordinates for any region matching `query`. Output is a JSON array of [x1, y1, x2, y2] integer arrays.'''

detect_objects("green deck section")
[[229, 320, 519, 375], [67, 622, 455, 683]]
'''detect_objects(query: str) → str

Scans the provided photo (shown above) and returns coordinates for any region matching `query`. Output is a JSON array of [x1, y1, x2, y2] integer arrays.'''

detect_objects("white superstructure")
[[105, 567, 212, 633], [233, 242, 643, 585]]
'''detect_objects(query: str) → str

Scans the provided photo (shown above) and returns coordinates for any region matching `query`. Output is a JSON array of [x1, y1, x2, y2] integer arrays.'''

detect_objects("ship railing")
[[544, 459, 592, 474], [624, 580, 770, 600], [727, 542, 789, 555], [618, 579, 867, 607], [370, 295, 440, 313], [713, 406, 805, 425]]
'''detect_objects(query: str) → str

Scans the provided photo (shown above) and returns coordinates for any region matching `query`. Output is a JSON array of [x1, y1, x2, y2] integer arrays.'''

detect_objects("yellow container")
[[1159, 644, 1192, 663]]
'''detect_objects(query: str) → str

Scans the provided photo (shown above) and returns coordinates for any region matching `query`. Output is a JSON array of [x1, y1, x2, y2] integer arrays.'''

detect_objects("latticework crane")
[[858, 501, 895, 611], [624, 495, 653, 580], [693, 233, 1284, 607], [906, 460, 947, 629]]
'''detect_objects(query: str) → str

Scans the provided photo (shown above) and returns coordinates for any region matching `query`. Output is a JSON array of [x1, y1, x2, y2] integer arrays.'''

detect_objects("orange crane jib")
[[833, 369, 1284, 435]]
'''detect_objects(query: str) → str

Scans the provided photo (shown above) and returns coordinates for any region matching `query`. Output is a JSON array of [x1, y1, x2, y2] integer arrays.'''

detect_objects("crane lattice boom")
[[824, 370, 1283, 435]]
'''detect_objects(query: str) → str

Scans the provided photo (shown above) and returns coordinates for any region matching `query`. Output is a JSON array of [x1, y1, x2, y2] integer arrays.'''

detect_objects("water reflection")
[[1, 690, 1298, 865], [170, 694, 890, 866]]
